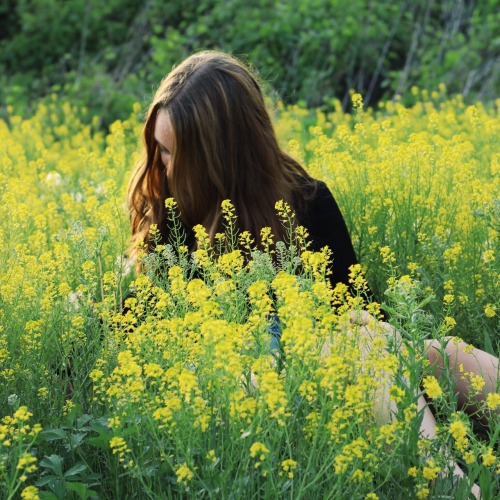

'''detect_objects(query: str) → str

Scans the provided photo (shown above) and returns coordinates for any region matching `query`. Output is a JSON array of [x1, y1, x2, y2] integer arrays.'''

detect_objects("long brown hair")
[[127, 50, 315, 258]]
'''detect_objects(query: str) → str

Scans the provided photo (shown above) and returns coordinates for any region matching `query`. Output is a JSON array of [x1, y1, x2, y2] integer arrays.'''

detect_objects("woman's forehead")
[[154, 109, 174, 147]]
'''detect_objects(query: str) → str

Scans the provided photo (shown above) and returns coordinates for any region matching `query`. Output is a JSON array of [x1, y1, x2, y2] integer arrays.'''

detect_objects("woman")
[[128, 51, 496, 496], [127, 50, 357, 289]]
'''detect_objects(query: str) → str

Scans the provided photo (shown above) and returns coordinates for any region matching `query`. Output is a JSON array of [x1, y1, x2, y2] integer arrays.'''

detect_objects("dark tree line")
[[1, 0, 498, 123]]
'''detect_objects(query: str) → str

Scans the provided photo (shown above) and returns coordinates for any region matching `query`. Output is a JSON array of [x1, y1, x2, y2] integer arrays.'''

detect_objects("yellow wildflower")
[[176, 463, 194, 485], [482, 448, 496, 467], [37, 387, 49, 400], [407, 467, 418, 477], [449, 417, 469, 452], [13, 406, 32, 422], [422, 460, 441, 481], [21, 486, 39, 500], [109, 436, 131, 463], [16, 454, 37, 473], [281, 458, 297, 478], [352, 92, 363, 110], [422, 376, 442, 399], [485, 304, 497, 318], [416, 486, 429, 499], [463, 451, 475, 464], [487, 392, 500, 410], [443, 316, 456, 328], [250, 442, 270, 460], [443, 294, 454, 304], [468, 373, 486, 392]]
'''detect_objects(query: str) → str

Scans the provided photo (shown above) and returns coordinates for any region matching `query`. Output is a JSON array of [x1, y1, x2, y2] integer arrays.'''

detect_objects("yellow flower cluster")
[[279, 93, 499, 350], [487, 392, 500, 410], [176, 463, 195, 485], [449, 414, 470, 452], [1, 407, 42, 448], [280, 458, 297, 478], [408, 458, 443, 499], [250, 441, 270, 473], [0, 406, 42, 494], [109, 436, 132, 466], [21, 486, 40, 500], [422, 375, 442, 399]]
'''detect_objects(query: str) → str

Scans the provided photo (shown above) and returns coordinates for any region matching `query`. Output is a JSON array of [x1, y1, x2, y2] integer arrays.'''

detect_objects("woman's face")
[[154, 108, 175, 181]]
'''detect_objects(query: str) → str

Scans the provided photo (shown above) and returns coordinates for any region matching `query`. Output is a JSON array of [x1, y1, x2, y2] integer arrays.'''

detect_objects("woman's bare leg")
[[417, 395, 481, 499], [425, 337, 500, 416], [347, 312, 481, 498]]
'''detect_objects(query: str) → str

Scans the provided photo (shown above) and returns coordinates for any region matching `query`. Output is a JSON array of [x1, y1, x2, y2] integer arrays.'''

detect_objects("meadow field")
[[0, 91, 499, 498]]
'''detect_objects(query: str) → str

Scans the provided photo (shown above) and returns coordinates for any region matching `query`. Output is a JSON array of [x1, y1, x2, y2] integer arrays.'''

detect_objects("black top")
[[297, 180, 358, 289], [124, 180, 361, 317], [158, 179, 358, 290]]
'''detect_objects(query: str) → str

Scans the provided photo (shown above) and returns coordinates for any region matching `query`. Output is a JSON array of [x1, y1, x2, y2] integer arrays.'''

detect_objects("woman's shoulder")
[[295, 176, 336, 216], [294, 176, 359, 289]]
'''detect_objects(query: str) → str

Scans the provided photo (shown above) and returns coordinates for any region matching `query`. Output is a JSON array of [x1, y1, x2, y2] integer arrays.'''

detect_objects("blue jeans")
[[268, 314, 282, 351]]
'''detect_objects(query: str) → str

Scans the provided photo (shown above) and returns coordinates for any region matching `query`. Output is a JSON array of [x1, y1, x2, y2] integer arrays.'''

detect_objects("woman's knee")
[[424, 336, 456, 366]]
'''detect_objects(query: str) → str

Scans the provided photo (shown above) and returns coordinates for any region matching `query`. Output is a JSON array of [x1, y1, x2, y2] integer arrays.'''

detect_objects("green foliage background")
[[1, 0, 498, 124]]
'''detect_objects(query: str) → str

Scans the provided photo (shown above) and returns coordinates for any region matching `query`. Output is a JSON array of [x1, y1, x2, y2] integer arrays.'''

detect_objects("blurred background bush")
[[1, 0, 498, 126]]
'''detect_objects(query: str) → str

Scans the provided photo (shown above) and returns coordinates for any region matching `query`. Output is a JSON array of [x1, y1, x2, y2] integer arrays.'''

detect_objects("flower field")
[[0, 91, 499, 498]]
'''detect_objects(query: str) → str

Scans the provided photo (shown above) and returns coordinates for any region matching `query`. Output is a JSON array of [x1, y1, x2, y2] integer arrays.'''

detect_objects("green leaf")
[[76, 414, 94, 429], [483, 329, 494, 354], [38, 491, 59, 500], [42, 428, 68, 441], [39, 455, 64, 477], [44, 477, 65, 498], [87, 434, 112, 450], [66, 482, 97, 499], [36, 476, 58, 487], [90, 417, 111, 434], [83, 472, 101, 487], [63, 432, 87, 452], [64, 463, 88, 480]]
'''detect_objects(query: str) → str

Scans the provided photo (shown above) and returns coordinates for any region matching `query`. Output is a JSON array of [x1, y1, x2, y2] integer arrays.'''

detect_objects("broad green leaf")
[[39, 455, 64, 477]]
